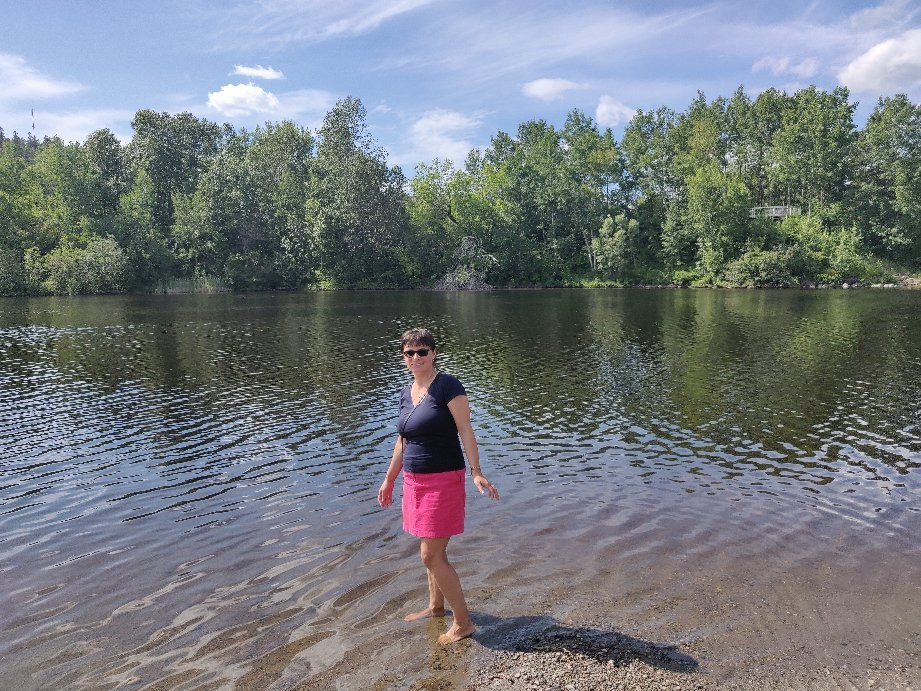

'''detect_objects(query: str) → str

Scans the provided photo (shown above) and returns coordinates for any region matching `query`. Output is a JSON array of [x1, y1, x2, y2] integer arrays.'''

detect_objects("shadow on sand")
[[470, 613, 699, 674]]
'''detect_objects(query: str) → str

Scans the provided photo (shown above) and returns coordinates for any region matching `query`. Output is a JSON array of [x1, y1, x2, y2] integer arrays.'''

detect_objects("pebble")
[[466, 625, 710, 691]]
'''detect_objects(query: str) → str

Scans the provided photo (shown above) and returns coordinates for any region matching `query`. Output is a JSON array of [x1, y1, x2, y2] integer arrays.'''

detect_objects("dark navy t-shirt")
[[398, 372, 467, 473]]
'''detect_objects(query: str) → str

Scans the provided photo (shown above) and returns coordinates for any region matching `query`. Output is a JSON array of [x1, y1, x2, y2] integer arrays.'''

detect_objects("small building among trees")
[[749, 205, 802, 220]]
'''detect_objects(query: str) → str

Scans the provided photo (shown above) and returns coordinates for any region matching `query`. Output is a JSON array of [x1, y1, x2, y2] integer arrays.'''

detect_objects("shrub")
[[223, 251, 280, 291], [822, 227, 870, 283], [0, 248, 26, 295], [782, 216, 872, 284], [672, 268, 702, 287], [28, 236, 130, 295], [722, 247, 797, 287]]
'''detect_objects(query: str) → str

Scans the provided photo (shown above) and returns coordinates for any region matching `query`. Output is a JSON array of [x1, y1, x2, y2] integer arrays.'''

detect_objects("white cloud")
[[849, 0, 918, 30], [0, 53, 118, 143], [752, 56, 819, 79], [207, 83, 281, 116], [200, 85, 334, 124], [325, 0, 433, 36], [794, 58, 820, 79], [0, 52, 85, 102], [213, 0, 435, 47], [396, 4, 719, 85], [232, 64, 284, 80], [839, 28, 921, 93], [274, 89, 336, 120], [522, 78, 585, 102], [595, 96, 635, 128], [393, 109, 482, 169]]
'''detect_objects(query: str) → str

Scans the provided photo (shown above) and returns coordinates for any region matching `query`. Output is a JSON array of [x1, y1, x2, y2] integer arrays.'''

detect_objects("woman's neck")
[[412, 368, 436, 385]]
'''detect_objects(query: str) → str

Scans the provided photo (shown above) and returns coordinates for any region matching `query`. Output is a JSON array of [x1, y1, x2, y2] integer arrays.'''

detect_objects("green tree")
[[684, 162, 752, 280], [501, 119, 569, 279], [850, 94, 921, 264], [406, 158, 463, 285], [621, 106, 681, 268], [0, 141, 34, 252], [29, 138, 95, 238], [672, 91, 729, 180], [560, 110, 626, 272], [171, 122, 317, 289], [622, 106, 681, 206], [84, 128, 127, 218], [117, 170, 172, 287], [127, 110, 222, 234], [768, 86, 856, 210], [248, 121, 317, 286], [736, 87, 788, 205], [0, 248, 26, 295], [442, 154, 516, 285], [311, 97, 409, 286], [593, 214, 639, 278]]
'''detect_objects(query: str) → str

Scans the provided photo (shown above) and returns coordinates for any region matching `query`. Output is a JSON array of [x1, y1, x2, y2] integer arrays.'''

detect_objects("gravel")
[[466, 623, 710, 691]]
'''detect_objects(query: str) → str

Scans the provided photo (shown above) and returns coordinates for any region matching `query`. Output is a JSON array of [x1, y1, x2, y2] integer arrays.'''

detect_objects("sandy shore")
[[293, 524, 921, 691], [294, 571, 920, 691], [464, 621, 918, 691], [295, 609, 918, 691]]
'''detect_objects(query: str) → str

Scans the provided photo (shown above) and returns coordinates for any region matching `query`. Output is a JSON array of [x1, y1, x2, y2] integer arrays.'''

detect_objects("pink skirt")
[[402, 469, 466, 538]]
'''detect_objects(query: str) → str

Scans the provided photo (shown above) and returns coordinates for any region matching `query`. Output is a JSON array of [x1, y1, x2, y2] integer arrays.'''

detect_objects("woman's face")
[[402, 342, 436, 375]]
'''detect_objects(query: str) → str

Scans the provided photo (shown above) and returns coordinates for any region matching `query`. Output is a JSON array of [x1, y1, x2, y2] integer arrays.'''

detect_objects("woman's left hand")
[[473, 473, 500, 500]]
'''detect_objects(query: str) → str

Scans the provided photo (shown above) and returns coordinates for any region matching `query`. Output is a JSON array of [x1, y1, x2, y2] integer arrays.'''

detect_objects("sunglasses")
[[402, 348, 431, 358]]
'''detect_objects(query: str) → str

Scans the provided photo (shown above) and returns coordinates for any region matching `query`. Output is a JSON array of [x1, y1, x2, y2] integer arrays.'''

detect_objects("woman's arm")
[[447, 395, 500, 500], [378, 435, 404, 507]]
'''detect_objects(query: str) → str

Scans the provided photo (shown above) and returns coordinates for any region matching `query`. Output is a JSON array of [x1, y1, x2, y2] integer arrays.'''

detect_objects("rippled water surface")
[[2, 290, 920, 689]]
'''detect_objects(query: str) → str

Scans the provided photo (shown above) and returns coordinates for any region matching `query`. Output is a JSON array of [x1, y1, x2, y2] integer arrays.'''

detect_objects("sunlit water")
[[1, 290, 919, 688]]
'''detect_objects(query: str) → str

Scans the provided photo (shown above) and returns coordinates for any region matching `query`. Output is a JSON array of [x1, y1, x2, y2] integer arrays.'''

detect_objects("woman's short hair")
[[400, 327, 436, 351]]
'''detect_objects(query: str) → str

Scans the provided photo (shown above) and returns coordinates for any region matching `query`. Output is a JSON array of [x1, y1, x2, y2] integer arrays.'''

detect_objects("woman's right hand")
[[378, 478, 394, 507], [473, 473, 500, 500]]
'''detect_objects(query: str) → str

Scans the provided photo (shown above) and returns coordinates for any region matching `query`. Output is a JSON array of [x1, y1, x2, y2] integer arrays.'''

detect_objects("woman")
[[378, 327, 499, 645]]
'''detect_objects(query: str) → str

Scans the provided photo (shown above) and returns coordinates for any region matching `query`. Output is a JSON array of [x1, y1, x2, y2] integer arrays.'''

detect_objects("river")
[[1, 289, 919, 688]]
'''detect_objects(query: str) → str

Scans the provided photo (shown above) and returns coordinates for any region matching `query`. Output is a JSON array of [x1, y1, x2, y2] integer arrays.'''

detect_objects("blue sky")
[[1, 0, 920, 171]]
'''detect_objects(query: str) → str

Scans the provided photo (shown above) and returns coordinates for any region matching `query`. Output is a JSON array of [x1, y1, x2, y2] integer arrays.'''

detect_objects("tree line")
[[1, 87, 919, 295]]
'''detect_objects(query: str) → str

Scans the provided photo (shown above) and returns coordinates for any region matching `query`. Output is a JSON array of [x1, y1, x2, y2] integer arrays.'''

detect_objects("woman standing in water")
[[378, 327, 500, 644]]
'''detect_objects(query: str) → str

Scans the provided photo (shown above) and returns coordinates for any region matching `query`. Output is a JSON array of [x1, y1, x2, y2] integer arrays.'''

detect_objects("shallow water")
[[1, 289, 919, 689]]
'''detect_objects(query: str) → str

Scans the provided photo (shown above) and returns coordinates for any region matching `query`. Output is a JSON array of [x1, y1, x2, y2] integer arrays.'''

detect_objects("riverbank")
[[123, 273, 921, 295], [4, 260, 920, 297], [294, 535, 920, 691], [130, 265, 921, 294]]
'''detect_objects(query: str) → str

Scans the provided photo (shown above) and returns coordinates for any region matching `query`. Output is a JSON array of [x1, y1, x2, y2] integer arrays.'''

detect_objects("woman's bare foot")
[[403, 606, 446, 621], [437, 622, 475, 644]]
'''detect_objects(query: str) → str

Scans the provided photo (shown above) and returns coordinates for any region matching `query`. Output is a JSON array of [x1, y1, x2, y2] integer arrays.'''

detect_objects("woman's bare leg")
[[403, 568, 447, 621], [419, 537, 475, 644]]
